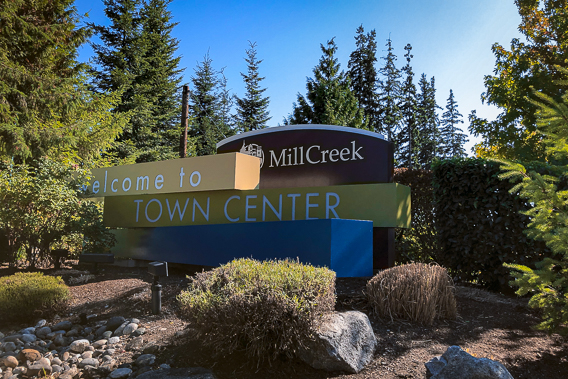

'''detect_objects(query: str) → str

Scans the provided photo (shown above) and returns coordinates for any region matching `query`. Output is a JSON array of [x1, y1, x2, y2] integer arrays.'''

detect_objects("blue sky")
[[74, 0, 523, 155]]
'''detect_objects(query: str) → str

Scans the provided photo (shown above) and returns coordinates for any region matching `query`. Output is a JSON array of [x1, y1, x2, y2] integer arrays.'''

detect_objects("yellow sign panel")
[[103, 183, 411, 228], [84, 153, 260, 197]]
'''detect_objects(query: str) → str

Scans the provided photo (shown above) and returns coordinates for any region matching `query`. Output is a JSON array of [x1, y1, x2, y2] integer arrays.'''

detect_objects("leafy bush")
[[178, 258, 336, 364], [366, 263, 456, 325], [394, 168, 437, 263], [0, 158, 115, 267], [0, 272, 69, 322], [432, 157, 554, 290]]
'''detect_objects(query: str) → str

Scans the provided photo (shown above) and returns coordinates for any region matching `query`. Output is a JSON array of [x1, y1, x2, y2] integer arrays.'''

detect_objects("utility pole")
[[179, 85, 190, 158]]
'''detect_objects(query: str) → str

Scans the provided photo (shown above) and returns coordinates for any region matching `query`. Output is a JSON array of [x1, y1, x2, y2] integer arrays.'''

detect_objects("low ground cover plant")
[[178, 258, 336, 364], [366, 263, 456, 325], [0, 272, 69, 323]]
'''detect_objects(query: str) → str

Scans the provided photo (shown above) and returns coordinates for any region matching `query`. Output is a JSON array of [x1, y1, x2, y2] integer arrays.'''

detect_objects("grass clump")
[[0, 272, 69, 322], [366, 263, 456, 325], [178, 258, 336, 364]]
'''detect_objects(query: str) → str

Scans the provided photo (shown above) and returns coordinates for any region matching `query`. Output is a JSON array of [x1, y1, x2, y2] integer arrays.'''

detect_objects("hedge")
[[432, 158, 555, 289]]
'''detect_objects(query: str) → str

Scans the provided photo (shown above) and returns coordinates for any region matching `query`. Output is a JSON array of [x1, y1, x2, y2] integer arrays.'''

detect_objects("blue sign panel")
[[112, 219, 373, 277]]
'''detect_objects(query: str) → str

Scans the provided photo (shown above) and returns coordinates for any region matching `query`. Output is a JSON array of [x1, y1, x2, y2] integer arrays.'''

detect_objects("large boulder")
[[297, 311, 376, 374], [425, 346, 514, 379]]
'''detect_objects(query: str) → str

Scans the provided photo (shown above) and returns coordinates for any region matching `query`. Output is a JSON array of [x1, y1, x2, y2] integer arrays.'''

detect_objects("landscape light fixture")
[[148, 261, 168, 315]]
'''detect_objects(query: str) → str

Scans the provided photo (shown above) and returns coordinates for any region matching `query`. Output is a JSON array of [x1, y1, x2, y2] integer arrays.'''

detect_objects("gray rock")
[[132, 327, 146, 337], [102, 331, 113, 339], [78, 357, 99, 368], [135, 354, 156, 367], [69, 339, 90, 353], [52, 321, 73, 332], [425, 346, 514, 379], [0, 332, 4, 339], [81, 351, 93, 359], [114, 322, 128, 336], [3, 335, 22, 343], [53, 334, 65, 347], [136, 367, 218, 379], [105, 349, 116, 355], [21, 334, 37, 343], [35, 320, 47, 328], [2, 342, 17, 352], [106, 317, 126, 331], [93, 339, 107, 349], [109, 367, 133, 379], [298, 311, 376, 374], [19, 327, 35, 335], [126, 336, 144, 351], [36, 327, 51, 339], [99, 364, 114, 375], [108, 336, 120, 345], [95, 326, 107, 336], [131, 318, 140, 324], [52, 364, 64, 374], [122, 323, 138, 335], [65, 329, 79, 337], [51, 357, 63, 366]]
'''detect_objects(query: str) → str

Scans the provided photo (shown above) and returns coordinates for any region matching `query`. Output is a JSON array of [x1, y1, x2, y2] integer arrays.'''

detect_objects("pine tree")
[[138, 0, 184, 161], [234, 42, 271, 133], [416, 75, 441, 169], [90, 0, 184, 163], [287, 38, 365, 128], [0, 0, 125, 163], [377, 38, 402, 142], [397, 44, 420, 168], [348, 25, 380, 131], [189, 53, 234, 156], [440, 90, 467, 158]]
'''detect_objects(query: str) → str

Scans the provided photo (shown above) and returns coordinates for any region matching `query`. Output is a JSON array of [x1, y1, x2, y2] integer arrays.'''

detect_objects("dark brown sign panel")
[[217, 124, 394, 188]]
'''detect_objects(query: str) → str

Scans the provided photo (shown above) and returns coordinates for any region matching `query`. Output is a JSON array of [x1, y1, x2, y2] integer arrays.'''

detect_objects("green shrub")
[[0, 272, 69, 322], [394, 168, 437, 263], [432, 157, 555, 290], [366, 263, 456, 325], [177, 258, 336, 364]]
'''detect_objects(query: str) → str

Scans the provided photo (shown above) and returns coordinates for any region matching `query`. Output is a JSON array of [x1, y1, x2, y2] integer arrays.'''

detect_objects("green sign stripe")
[[103, 183, 410, 228]]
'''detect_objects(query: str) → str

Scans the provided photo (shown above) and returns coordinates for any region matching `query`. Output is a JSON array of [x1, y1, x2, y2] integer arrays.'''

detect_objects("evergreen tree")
[[287, 38, 365, 128], [416, 75, 441, 168], [189, 53, 234, 156], [377, 38, 402, 142], [138, 0, 184, 161], [348, 25, 380, 131], [90, 0, 184, 163], [440, 90, 467, 158], [397, 44, 420, 168], [0, 0, 126, 164], [235, 42, 271, 133]]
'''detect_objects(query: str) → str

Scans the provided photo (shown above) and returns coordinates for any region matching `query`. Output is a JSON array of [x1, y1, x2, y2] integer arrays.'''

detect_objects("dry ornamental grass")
[[366, 263, 457, 325]]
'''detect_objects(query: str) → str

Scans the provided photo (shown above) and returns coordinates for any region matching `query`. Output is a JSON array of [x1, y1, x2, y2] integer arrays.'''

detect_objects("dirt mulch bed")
[[1, 262, 567, 379]]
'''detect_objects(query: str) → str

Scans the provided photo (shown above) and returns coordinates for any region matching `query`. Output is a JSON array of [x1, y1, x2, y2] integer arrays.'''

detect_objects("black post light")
[[148, 261, 168, 315]]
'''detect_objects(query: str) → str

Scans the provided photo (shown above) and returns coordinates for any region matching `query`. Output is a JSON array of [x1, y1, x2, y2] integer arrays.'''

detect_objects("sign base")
[[111, 219, 373, 277]]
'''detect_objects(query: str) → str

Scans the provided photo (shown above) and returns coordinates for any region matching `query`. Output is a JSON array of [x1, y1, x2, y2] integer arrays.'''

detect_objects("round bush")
[[366, 263, 456, 325], [0, 272, 69, 322], [177, 258, 336, 364]]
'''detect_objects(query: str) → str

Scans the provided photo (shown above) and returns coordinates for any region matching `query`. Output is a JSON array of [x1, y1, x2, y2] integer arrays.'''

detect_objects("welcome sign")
[[96, 124, 408, 276]]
